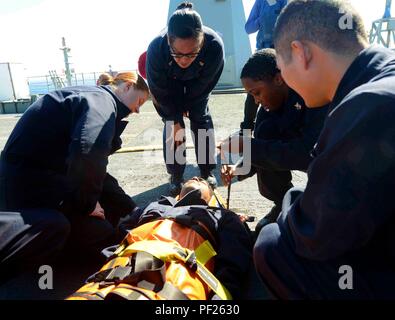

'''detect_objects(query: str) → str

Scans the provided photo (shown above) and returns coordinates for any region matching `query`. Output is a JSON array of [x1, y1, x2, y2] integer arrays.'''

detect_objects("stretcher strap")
[[68, 291, 106, 300], [120, 240, 232, 300], [87, 252, 166, 293], [212, 189, 226, 209], [194, 240, 216, 265], [105, 284, 151, 300], [107, 282, 190, 301], [158, 282, 190, 300]]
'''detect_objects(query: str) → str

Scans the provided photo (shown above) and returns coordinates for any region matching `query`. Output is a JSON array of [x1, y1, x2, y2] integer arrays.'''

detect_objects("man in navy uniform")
[[254, 0, 395, 299]]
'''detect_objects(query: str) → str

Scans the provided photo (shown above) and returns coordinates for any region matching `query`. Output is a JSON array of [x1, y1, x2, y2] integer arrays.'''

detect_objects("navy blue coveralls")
[[0, 86, 136, 279], [245, 0, 288, 50], [254, 47, 395, 299], [147, 26, 225, 179], [242, 89, 328, 208]]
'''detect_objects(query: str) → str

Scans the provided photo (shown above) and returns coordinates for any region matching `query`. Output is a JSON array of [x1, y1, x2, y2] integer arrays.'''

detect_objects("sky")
[[0, 0, 387, 77]]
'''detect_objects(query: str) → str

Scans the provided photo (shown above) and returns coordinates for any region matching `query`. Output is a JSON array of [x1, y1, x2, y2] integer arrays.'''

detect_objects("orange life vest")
[[68, 199, 232, 300]]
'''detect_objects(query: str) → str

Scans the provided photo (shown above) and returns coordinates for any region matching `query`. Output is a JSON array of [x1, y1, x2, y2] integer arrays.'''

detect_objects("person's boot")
[[255, 204, 282, 236], [201, 171, 218, 189], [169, 175, 183, 197]]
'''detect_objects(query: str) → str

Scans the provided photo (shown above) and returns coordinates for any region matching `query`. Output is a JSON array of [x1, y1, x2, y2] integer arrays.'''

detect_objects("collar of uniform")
[[273, 88, 303, 115], [286, 88, 304, 109], [329, 46, 393, 113], [101, 85, 131, 121]]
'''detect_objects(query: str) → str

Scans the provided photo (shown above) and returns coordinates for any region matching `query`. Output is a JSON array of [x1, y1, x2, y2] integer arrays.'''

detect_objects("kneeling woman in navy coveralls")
[[0, 72, 149, 281]]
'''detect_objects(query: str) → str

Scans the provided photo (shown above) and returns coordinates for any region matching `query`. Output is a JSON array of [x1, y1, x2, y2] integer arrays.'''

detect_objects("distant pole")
[[60, 37, 72, 86], [384, 0, 392, 18]]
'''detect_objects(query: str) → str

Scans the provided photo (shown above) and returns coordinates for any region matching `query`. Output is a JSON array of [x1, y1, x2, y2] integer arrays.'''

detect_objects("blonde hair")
[[97, 73, 113, 85], [101, 71, 149, 93]]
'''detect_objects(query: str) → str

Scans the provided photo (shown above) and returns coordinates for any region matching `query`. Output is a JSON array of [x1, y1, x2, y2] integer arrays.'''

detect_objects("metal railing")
[[27, 70, 243, 97], [27, 71, 132, 95]]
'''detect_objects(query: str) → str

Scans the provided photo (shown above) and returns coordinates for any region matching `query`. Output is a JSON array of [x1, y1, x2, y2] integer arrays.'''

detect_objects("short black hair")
[[241, 49, 280, 81], [168, 2, 203, 43], [274, 0, 368, 62]]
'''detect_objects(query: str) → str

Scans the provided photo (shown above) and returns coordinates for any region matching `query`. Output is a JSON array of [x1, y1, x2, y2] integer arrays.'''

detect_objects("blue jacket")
[[279, 47, 395, 275], [250, 89, 328, 172], [245, 0, 288, 49], [0, 86, 131, 216], [147, 26, 225, 123]]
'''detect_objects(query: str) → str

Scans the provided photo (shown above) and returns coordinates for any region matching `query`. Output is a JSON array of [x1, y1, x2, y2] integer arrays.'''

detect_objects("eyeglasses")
[[169, 46, 201, 59]]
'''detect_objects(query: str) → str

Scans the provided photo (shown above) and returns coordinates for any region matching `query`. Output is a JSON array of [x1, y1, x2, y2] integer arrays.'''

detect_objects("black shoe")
[[255, 205, 282, 235], [201, 172, 218, 189], [169, 175, 183, 197]]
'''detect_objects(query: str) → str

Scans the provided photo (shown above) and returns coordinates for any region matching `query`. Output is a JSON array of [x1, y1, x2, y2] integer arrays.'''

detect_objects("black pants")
[[0, 209, 70, 282], [240, 94, 259, 131], [0, 207, 118, 279], [0, 172, 135, 282], [163, 102, 216, 178], [256, 168, 294, 208]]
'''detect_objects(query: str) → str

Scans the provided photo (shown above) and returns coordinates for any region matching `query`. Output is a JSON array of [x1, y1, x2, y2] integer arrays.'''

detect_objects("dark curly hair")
[[240, 48, 280, 82]]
